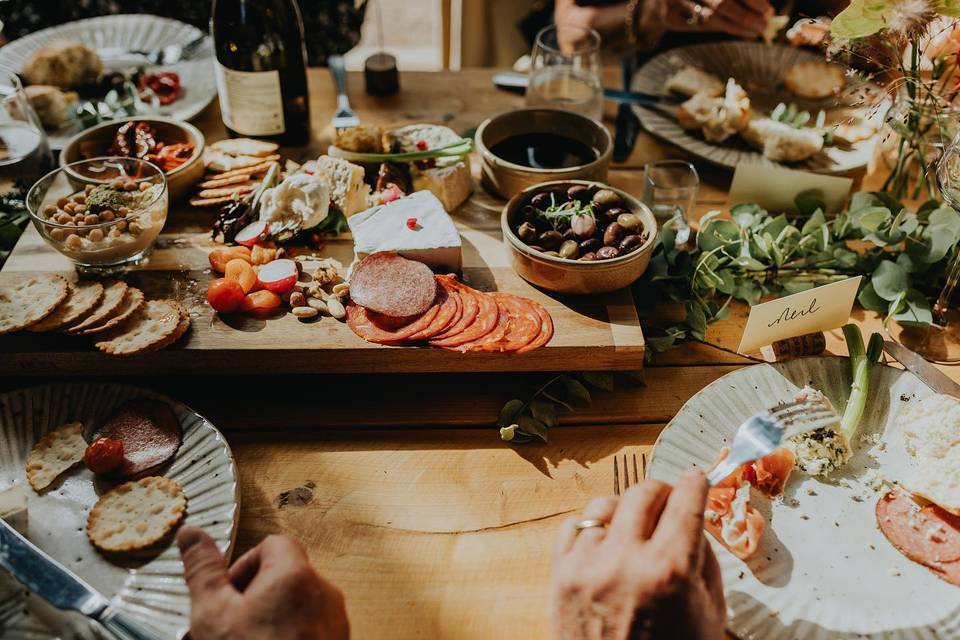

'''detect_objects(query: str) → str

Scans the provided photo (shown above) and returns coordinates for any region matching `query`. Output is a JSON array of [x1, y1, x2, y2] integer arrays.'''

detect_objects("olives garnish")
[[570, 212, 596, 239], [559, 239, 580, 260], [603, 222, 625, 247], [538, 230, 563, 250], [567, 184, 591, 202], [592, 188, 621, 207], [517, 221, 537, 243], [579, 237, 601, 254], [530, 192, 552, 209], [596, 246, 620, 260], [616, 213, 641, 231], [619, 234, 643, 254]]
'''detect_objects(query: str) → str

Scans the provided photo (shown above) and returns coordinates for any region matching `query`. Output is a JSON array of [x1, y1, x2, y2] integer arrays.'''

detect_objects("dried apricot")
[[250, 244, 277, 265], [224, 258, 258, 293], [207, 278, 245, 312], [240, 290, 281, 314], [208, 246, 252, 273]]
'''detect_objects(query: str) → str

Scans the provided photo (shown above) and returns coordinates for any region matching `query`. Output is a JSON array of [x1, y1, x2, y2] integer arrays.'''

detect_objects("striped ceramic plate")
[[0, 382, 239, 639], [631, 41, 888, 174], [649, 357, 960, 640]]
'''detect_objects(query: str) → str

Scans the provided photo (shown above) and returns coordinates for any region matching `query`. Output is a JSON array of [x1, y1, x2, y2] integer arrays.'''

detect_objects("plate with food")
[[0, 382, 239, 638], [632, 41, 888, 173], [0, 14, 215, 149], [648, 328, 960, 639]]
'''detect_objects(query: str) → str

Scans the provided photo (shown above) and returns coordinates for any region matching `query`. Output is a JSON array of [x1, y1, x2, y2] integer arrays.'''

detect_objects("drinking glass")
[[643, 161, 699, 245], [0, 69, 53, 189], [526, 25, 603, 122]]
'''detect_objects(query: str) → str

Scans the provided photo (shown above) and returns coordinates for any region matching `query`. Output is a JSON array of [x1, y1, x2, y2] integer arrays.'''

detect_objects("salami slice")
[[92, 399, 182, 480], [407, 284, 459, 341], [515, 299, 554, 354], [877, 489, 960, 567], [934, 558, 960, 586], [431, 289, 499, 348], [347, 301, 441, 344], [479, 293, 541, 353], [429, 281, 480, 343], [452, 298, 512, 352], [349, 252, 438, 318]]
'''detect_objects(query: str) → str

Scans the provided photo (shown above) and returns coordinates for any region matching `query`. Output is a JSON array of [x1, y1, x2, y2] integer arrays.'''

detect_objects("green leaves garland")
[[636, 191, 960, 351], [0, 182, 30, 269]]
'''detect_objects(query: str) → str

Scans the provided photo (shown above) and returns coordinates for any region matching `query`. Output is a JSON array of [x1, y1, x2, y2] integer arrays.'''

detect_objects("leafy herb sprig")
[[522, 195, 596, 233], [0, 181, 30, 268], [637, 191, 960, 351]]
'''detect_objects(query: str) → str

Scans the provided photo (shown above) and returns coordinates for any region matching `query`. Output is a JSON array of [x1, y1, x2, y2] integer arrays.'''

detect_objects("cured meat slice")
[[430, 289, 499, 348], [515, 299, 554, 354], [92, 399, 183, 480], [749, 448, 795, 498], [347, 301, 441, 344], [877, 489, 960, 567], [705, 448, 764, 560], [481, 294, 542, 353], [429, 282, 480, 344], [450, 297, 511, 352], [406, 282, 460, 341], [935, 558, 960, 586], [349, 252, 438, 317]]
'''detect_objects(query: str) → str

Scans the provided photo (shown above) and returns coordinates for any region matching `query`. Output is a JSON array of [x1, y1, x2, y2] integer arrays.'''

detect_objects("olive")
[[530, 192, 552, 209], [603, 206, 627, 223], [522, 207, 540, 223], [570, 212, 597, 239], [616, 212, 641, 231], [559, 239, 580, 260], [543, 250, 561, 257], [567, 184, 591, 202], [538, 230, 563, 250], [596, 246, 620, 260], [517, 221, 537, 243], [592, 188, 621, 207], [580, 252, 597, 261], [579, 237, 602, 254], [562, 228, 576, 241], [527, 245, 545, 253], [619, 234, 643, 254], [603, 222, 625, 247]]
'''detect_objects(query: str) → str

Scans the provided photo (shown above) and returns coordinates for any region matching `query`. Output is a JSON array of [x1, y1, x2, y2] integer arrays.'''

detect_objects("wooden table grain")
[[3, 68, 957, 640]]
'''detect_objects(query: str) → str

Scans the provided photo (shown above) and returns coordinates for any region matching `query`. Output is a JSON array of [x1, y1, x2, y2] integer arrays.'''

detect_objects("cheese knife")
[[0, 519, 165, 640], [883, 339, 960, 398], [492, 72, 681, 109], [613, 56, 641, 163]]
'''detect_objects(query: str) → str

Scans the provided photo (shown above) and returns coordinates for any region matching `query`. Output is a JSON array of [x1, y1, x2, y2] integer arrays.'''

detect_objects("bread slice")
[[898, 394, 960, 515], [665, 66, 724, 98]]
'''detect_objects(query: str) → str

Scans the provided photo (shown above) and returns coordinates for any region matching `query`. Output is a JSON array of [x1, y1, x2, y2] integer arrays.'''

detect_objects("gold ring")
[[686, 3, 704, 25], [574, 518, 607, 532]]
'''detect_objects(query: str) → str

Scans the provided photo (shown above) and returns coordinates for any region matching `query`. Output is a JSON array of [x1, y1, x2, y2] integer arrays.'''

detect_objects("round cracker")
[[94, 299, 185, 356], [73, 287, 145, 335], [86, 476, 187, 552], [63, 281, 128, 334], [0, 274, 69, 335], [28, 281, 104, 332]]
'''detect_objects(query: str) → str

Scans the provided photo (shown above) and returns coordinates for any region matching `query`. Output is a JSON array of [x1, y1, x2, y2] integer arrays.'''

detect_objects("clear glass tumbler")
[[526, 25, 603, 122], [0, 70, 54, 189], [643, 160, 699, 244]]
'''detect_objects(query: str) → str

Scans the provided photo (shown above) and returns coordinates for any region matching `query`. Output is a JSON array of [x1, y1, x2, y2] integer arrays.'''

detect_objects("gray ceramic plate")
[[0, 383, 239, 639]]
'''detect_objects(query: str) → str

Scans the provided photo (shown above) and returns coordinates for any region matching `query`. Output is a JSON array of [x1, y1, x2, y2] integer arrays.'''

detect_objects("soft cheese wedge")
[[0, 485, 28, 535], [349, 191, 462, 273], [383, 124, 472, 211], [314, 156, 370, 217]]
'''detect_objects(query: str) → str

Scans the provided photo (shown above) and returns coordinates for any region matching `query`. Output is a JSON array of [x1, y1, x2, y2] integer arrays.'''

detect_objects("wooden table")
[[3, 68, 957, 639]]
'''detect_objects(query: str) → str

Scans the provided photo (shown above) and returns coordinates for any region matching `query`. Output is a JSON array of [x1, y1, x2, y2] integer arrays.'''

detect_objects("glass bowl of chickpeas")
[[27, 157, 168, 273]]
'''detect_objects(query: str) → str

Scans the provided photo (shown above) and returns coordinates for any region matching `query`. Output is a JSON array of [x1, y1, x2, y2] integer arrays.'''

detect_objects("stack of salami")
[[346, 253, 553, 353]]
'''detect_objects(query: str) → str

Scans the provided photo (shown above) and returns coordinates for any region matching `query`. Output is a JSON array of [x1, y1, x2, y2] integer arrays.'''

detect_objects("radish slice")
[[257, 259, 298, 293], [235, 220, 268, 247]]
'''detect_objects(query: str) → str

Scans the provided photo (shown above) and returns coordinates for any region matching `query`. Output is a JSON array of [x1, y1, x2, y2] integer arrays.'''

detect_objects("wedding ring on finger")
[[686, 2, 705, 25], [574, 518, 608, 533]]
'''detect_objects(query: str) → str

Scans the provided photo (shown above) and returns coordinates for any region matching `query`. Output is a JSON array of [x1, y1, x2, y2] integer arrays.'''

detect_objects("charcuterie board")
[[0, 188, 645, 376]]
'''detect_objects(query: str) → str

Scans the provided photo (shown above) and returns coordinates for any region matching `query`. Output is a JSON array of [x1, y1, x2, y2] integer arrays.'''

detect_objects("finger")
[[227, 545, 262, 592], [572, 496, 619, 548], [737, 0, 773, 16], [700, 537, 726, 618], [679, 0, 717, 26], [651, 471, 709, 569], [711, 3, 766, 36], [177, 526, 236, 602], [607, 480, 671, 543], [244, 534, 311, 592], [555, 516, 581, 557], [706, 12, 764, 38]]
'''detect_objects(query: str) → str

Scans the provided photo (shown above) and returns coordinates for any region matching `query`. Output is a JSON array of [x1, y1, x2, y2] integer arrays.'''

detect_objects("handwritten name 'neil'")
[[767, 298, 821, 328]]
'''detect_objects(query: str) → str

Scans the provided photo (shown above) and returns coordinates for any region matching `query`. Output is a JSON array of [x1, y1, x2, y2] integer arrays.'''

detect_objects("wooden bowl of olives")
[[501, 180, 657, 295]]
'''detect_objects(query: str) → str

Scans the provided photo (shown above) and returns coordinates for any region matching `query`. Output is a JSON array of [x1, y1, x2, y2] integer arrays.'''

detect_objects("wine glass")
[[886, 132, 960, 361], [525, 25, 603, 122], [0, 69, 54, 189]]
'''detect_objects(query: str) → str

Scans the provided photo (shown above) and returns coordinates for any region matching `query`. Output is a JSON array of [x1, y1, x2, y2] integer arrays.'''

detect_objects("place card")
[[728, 165, 853, 214], [737, 276, 862, 353]]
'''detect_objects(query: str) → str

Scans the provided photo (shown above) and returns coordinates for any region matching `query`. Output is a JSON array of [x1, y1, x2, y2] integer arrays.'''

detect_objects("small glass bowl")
[[27, 157, 169, 274]]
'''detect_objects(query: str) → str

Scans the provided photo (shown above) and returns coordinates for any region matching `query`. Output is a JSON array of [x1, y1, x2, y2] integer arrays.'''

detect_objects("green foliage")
[[637, 192, 960, 351], [0, 183, 30, 269]]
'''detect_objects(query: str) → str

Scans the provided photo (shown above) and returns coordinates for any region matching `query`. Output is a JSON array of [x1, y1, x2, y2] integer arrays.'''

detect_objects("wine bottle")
[[210, 0, 311, 146]]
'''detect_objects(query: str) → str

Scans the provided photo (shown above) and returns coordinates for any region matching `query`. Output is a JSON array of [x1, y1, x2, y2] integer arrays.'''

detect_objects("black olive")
[[619, 234, 642, 254], [603, 206, 627, 224], [567, 184, 590, 202], [595, 246, 620, 260], [579, 237, 601, 254], [603, 222, 625, 247], [538, 230, 563, 250], [530, 192, 551, 209], [562, 228, 576, 241], [580, 252, 597, 261], [517, 221, 537, 243]]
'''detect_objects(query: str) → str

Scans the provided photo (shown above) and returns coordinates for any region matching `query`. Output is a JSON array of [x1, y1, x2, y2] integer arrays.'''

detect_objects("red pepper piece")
[[406, 217, 419, 230]]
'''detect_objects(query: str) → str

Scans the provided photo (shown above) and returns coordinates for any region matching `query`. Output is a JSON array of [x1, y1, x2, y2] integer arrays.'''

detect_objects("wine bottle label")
[[214, 62, 285, 136]]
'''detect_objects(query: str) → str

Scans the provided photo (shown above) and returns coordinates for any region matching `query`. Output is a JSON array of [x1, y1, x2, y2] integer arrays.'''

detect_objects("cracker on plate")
[[0, 273, 69, 335], [28, 281, 104, 332], [210, 138, 279, 157], [63, 280, 128, 334], [188, 195, 243, 208], [86, 476, 187, 552], [94, 299, 188, 355], [25, 422, 87, 492], [205, 150, 281, 173], [73, 286, 144, 335], [199, 174, 253, 189], [205, 160, 276, 181], [196, 183, 257, 199]]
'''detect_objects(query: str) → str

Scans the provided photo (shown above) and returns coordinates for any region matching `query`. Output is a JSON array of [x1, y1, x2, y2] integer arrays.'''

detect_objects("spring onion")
[[329, 138, 473, 164], [839, 323, 884, 443]]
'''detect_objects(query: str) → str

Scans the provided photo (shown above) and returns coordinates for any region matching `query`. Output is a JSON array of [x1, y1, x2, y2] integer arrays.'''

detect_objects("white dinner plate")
[[632, 42, 888, 174], [0, 382, 239, 639], [0, 14, 217, 149], [649, 356, 960, 639]]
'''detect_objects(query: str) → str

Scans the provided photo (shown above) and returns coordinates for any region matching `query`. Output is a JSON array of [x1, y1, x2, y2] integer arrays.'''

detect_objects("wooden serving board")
[[0, 181, 645, 376]]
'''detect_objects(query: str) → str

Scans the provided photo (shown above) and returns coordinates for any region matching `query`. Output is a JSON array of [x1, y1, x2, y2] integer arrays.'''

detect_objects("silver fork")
[[328, 55, 359, 131], [98, 34, 208, 66], [613, 452, 646, 495], [707, 397, 838, 487]]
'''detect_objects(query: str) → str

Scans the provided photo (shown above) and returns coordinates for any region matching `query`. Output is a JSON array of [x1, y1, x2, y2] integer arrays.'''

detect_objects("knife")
[[0, 520, 165, 640], [492, 72, 682, 109], [613, 56, 641, 163], [883, 339, 960, 398]]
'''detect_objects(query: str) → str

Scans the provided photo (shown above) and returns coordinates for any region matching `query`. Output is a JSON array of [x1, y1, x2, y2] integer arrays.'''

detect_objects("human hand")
[[553, 0, 633, 53], [550, 471, 725, 640], [177, 527, 349, 640], [665, 0, 773, 39]]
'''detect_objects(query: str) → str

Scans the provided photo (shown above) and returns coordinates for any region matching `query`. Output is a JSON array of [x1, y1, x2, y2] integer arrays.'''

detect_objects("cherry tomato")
[[207, 278, 246, 312], [83, 437, 125, 475]]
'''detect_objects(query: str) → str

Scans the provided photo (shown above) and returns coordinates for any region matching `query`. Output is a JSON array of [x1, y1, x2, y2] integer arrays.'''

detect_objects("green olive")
[[543, 250, 561, 257], [592, 188, 621, 207], [517, 221, 537, 243], [559, 239, 580, 260], [538, 230, 563, 250], [616, 212, 641, 231]]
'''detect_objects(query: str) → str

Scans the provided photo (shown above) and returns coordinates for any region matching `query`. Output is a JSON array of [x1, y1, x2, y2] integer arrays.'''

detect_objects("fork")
[[328, 55, 359, 131], [707, 397, 838, 487], [613, 452, 646, 495], [98, 34, 208, 66]]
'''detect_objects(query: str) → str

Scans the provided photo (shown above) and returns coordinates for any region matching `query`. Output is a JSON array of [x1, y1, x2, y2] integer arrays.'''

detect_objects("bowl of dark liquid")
[[475, 108, 612, 198]]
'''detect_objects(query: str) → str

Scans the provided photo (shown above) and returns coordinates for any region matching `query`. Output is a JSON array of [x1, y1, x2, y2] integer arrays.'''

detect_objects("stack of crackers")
[[0, 274, 189, 355], [189, 138, 281, 208]]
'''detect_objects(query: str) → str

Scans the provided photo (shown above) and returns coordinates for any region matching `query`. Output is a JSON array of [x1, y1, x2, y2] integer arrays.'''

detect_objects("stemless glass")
[[0, 69, 54, 188], [643, 160, 699, 245], [526, 25, 603, 122]]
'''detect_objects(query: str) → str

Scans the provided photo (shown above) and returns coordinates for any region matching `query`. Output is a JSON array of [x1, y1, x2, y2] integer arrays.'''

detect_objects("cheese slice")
[[383, 124, 473, 210], [314, 155, 370, 216], [0, 485, 28, 535], [349, 190, 462, 272]]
